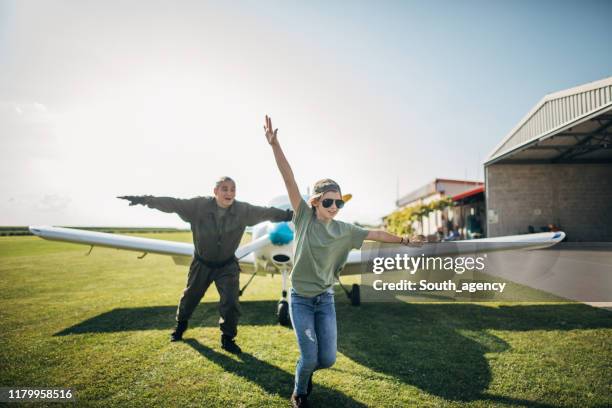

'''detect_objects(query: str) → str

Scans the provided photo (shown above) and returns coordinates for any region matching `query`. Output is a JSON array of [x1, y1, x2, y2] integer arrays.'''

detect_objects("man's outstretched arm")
[[244, 203, 293, 226], [118, 195, 201, 222], [118, 195, 151, 206]]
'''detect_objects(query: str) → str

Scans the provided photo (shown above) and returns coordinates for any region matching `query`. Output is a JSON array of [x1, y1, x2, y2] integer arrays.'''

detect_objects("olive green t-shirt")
[[291, 198, 369, 297]]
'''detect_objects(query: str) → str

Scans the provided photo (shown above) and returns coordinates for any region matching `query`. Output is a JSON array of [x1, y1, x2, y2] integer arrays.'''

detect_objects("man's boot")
[[221, 334, 242, 354], [170, 320, 188, 342]]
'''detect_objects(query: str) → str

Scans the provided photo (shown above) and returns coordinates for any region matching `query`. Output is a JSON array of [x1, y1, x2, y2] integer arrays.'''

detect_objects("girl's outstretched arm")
[[366, 230, 421, 246], [264, 115, 302, 211]]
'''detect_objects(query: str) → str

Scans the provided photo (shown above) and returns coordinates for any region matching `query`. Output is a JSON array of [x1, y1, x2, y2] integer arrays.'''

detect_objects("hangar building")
[[484, 77, 612, 242]]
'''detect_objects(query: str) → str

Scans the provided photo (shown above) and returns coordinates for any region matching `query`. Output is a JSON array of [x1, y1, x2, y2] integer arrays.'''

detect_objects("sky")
[[1, 0, 611, 227]]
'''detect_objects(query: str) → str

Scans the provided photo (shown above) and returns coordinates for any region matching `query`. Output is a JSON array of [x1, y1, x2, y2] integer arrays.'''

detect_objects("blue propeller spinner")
[[269, 222, 294, 245]]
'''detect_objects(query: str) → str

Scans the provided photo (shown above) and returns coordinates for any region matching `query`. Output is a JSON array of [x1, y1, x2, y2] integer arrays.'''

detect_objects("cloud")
[[0, 100, 59, 161], [36, 194, 71, 212], [1, 101, 50, 123]]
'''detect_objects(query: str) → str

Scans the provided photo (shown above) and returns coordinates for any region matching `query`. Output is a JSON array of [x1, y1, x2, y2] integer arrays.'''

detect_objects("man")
[[119, 176, 292, 353]]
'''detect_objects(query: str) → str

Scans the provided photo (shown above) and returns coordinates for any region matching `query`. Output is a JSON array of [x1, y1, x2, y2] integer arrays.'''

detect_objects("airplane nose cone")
[[269, 222, 294, 245]]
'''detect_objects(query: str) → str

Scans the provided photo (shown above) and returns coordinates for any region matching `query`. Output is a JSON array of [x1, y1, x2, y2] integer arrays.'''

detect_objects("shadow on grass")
[[55, 301, 611, 404], [185, 339, 367, 407], [54, 301, 280, 335], [336, 302, 612, 404]]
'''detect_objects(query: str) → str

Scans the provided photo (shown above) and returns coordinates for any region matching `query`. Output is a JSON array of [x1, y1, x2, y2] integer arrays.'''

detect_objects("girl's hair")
[[215, 176, 235, 188]]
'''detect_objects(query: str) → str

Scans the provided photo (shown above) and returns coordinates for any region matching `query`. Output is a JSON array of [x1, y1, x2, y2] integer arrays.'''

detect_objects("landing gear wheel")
[[277, 299, 291, 327], [350, 284, 361, 306]]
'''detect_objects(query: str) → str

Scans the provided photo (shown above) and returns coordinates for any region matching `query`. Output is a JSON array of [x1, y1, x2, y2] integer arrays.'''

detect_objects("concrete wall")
[[438, 181, 482, 197], [486, 163, 612, 241]]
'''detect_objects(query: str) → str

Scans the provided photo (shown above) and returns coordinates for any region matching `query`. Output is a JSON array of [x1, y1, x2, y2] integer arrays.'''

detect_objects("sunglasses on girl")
[[321, 198, 345, 209]]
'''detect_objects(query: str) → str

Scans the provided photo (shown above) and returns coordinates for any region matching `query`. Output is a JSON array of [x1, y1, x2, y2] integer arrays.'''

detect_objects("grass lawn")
[[1, 233, 611, 407]]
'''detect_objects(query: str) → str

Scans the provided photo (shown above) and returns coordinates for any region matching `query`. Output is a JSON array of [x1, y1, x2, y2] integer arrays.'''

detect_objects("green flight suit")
[[145, 196, 292, 338]]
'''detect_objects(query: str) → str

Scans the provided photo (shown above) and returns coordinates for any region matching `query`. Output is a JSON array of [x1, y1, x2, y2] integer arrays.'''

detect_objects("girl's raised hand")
[[264, 115, 279, 145]]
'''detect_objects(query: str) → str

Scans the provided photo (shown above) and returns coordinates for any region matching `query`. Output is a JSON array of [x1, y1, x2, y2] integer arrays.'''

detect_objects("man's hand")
[[117, 195, 149, 206], [264, 115, 278, 145]]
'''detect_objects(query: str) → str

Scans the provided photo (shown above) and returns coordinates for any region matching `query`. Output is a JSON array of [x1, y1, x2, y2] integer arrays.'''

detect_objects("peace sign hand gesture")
[[264, 115, 278, 145]]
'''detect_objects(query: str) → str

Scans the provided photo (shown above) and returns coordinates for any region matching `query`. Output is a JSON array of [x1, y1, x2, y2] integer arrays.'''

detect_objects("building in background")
[[395, 178, 484, 239], [451, 185, 486, 239], [484, 77, 612, 242]]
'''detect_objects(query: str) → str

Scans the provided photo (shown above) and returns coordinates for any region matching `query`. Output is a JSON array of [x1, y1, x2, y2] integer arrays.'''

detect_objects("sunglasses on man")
[[321, 198, 345, 209]]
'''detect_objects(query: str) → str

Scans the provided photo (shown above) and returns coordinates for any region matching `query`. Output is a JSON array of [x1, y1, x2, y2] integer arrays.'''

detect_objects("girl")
[[263, 115, 414, 407]]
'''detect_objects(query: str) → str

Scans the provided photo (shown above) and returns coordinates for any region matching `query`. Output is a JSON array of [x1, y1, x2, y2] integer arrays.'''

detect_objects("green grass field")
[[1, 233, 611, 407]]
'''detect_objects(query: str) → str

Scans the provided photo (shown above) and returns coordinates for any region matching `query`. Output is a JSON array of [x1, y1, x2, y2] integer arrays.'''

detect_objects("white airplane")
[[29, 195, 566, 325]]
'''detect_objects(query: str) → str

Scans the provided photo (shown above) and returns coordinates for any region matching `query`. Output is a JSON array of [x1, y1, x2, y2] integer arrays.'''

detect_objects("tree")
[[385, 197, 455, 236]]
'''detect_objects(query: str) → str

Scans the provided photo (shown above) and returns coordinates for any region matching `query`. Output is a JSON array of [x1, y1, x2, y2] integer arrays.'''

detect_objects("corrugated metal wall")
[[491, 84, 612, 160]]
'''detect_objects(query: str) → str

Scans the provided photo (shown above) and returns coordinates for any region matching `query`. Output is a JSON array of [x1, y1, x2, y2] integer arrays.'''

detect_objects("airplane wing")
[[28, 226, 267, 271], [340, 231, 566, 276]]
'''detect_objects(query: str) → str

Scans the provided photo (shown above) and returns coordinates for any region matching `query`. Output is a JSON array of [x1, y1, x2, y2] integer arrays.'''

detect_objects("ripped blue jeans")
[[289, 288, 337, 395]]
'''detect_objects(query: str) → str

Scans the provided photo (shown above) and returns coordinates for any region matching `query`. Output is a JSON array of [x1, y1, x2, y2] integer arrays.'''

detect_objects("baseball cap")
[[309, 179, 352, 203]]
